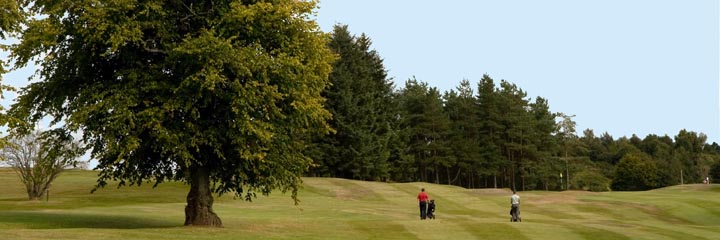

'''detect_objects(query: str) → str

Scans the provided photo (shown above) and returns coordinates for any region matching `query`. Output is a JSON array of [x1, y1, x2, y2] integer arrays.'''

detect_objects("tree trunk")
[[435, 164, 440, 184], [28, 184, 43, 200], [493, 174, 497, 189], [446, 167, 451, 185], [185, 165, 223, 227], [449, 168, 462, 185]]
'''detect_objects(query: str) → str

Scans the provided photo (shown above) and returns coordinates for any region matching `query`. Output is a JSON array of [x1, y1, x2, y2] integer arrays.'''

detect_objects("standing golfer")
[[418, 188, 429, 220], [510, 190, 521, 222]]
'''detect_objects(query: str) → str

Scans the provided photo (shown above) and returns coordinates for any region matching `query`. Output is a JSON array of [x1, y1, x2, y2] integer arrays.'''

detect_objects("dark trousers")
[[419, 201, 427, 219], [511, 204, 520, 221]]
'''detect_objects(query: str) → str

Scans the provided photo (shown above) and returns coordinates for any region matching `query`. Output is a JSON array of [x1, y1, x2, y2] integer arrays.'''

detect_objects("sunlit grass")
[[0, 168, 718, 239]]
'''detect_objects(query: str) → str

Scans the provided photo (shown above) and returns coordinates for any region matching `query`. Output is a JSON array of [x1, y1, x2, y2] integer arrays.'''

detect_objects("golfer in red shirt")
[[418, 188, 429, 220]]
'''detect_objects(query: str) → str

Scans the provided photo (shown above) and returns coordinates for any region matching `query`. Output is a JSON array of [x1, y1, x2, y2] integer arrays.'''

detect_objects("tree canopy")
[[307, 24, 394, 181], [3, 0, 334, 227]]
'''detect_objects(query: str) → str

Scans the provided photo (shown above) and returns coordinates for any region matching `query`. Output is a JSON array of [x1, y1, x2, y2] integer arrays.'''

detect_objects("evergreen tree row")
[[307, 25, 720, 191]]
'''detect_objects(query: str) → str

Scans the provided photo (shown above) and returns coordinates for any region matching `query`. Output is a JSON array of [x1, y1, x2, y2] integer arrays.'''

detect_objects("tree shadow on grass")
[[0, 211, 178, 229], [0, 197, 30, 202]]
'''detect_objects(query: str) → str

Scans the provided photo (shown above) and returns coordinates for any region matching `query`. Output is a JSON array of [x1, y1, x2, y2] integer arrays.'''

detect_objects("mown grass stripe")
[[459, 222, 530, 239], [1, 170, 720, 239]]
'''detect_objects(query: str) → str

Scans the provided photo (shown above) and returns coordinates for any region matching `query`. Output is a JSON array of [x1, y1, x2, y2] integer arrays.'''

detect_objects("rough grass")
[[0, 168, 719, 239]]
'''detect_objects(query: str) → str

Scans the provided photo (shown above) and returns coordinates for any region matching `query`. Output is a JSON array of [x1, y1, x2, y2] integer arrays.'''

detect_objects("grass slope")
[[0, 169, 719, 239]]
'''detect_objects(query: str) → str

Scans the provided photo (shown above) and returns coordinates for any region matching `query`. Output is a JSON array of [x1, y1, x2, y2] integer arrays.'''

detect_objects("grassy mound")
[[0, 169, 718, 239]]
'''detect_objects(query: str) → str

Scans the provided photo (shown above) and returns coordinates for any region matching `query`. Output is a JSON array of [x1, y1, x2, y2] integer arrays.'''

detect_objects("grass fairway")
[[0, 169, 719, 239]]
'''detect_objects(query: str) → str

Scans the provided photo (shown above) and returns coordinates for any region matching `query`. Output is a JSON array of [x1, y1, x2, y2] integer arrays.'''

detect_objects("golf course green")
[[0, 169, 718, 239]]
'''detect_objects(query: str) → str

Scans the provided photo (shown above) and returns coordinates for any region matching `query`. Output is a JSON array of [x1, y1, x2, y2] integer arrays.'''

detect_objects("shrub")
[[571, 169, 611, 192], [611, 153, 659, 191]]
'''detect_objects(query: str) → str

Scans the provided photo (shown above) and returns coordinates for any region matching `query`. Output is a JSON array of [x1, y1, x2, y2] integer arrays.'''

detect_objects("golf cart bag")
[[427, 200, 436, 219]]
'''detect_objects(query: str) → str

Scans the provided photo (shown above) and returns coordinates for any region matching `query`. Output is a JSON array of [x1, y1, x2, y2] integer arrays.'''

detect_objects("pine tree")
[[308, 25, 395, 181], [497, 80, 532, 190], [526, 97, 559, 190], [397, 78, 452, 183], [444, 80, 481, 187], [476, 75, 505, 188]]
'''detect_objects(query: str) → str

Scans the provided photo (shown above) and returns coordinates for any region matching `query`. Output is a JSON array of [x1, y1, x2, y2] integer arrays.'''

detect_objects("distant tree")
[[73, 160, 90, 170], [556, 113, 577, 153], [476, 75, 505, 188], [526, 97, 559, 190], [595, 132, 623, 164], [710, 161, 720, 182], [1, 130, 82, 200], [497, 80, 533, 190], [612, 153, 659, 191], [443, 80, 480, 186], [386, 91, 416, 182], [308, 24, 394, 181], [397, 78, 452, 183], [4, 0, 334, 227], [571, 168, 611, 192], [640, 134, 676, 187], [674, 130, 708, 184], [580, 129, 600, 162], [554, 113, 576, 190], [629, 134, 643, 149], [422, 87, 454, 184], [706, 142, 720, 155]]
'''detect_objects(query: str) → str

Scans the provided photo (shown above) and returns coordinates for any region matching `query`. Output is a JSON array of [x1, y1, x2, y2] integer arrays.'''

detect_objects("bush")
[[571, 169, 611, 192], [611, 153, 659, 191], [710, 161, 720, 182]]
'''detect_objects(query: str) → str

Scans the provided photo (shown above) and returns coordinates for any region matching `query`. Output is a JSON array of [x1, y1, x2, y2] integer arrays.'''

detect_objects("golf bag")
[[427, 200, 436, 219]]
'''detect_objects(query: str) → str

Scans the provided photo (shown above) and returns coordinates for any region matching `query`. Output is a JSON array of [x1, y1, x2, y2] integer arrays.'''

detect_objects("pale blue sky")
[[315, 0, 720, 143], [0, 1, 718, 144]]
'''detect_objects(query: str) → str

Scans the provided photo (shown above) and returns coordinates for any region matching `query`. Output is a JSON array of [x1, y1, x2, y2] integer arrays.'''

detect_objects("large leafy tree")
[[309, 24, 394, 180], [4, 0, 334, 227]]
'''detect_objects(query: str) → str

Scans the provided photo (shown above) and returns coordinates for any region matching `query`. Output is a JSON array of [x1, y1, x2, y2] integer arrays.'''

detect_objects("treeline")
[[306, 25, 720, 191]]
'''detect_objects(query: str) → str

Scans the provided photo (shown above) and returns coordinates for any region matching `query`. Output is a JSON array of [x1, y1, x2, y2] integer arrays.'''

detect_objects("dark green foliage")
[[641, 134, 676, 186], [524, 101, 558, 191], [397, 78, 453, 183], [612, 153, 660, 191], [571, 169, 611, 192], [385, 92, 416, 182], [673, 130, 708, 184], [443, 80, 480, 185], [475, 75, 505, 187], [308, 24, 395, 181], [706, 142, 720, 154], [710, 161, 720, 182]]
